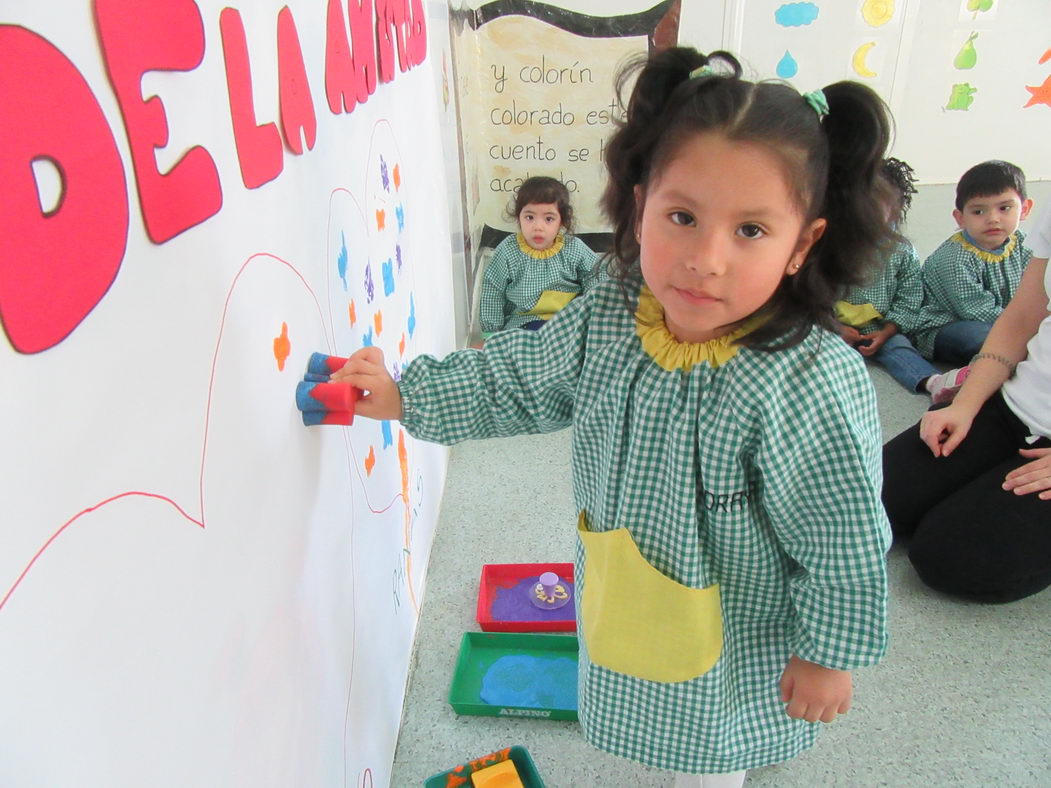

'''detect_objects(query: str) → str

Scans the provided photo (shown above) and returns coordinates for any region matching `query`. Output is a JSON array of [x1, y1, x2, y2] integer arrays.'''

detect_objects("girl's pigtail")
[[811, 81, 896, 296]]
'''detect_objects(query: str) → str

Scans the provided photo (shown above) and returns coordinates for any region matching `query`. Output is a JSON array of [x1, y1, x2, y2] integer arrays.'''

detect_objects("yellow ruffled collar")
[[517, 231, 565, 259], [635, 286, 761, 372], [951, 230, 1017, 264]]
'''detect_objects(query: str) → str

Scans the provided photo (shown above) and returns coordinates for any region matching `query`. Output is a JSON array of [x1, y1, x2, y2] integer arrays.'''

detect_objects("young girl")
[[334, 48, 892, 787], [478, 176, 601, 335], [836, 158, 963, 401]]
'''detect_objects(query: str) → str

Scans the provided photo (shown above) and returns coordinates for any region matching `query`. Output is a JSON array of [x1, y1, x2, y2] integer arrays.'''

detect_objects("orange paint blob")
[[273, 322, 290, 371], [349, 300, 357, 326], [375, 209, 385, 230], [364, 446, 376, 476], [399, 332, 406, 356], [398, 430, 409, 499], [393, 164, 401, 189], [374, 310, 383, 335]]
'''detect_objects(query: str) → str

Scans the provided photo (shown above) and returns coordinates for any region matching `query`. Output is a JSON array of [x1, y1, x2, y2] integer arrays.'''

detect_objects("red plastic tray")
[[476, 562, 576, 632]]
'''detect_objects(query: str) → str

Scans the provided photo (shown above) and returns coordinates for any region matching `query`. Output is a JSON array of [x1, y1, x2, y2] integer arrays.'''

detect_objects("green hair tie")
[[689, 64, 715, 79], [803, 89, 829, 119]]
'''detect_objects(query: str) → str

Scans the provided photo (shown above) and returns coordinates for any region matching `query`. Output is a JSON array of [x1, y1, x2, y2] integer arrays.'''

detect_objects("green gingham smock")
[[843, 241, 926, 335], [913, 230, 1032, 357], [478, 232, 601, 333], [399, 278, 890, 774]]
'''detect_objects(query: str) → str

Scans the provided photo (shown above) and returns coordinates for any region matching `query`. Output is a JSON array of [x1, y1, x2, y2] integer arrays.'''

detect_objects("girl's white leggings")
[[672, 769, 746, 788]]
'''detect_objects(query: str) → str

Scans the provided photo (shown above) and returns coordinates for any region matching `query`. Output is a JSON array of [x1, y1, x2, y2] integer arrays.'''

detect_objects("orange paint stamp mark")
[[375, 209, 385, 230], [364, 446, 376, 476], [398, 430, 409, 499], [399, 332, 406, 357], [393, 164, 401, 189], [273, 322, 290, 371], [374, 310, 383, 336], [349, 300, 357, 326]]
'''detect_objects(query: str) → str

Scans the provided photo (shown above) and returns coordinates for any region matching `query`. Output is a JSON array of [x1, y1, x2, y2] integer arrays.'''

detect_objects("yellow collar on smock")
[[951, 230, 1017, 264], [517, 232, 565, 259], [635, 286, 761, 372]]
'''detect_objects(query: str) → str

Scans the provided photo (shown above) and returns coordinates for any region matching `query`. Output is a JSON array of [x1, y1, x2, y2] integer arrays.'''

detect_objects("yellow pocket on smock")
[[527, 290, 577, 319], [578, 514, 722, 683]]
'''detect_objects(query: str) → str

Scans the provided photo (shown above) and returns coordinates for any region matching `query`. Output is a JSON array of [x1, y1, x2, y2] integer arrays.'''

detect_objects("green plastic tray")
[[423, 744, 545, 787], [448, 632, 579, 721]]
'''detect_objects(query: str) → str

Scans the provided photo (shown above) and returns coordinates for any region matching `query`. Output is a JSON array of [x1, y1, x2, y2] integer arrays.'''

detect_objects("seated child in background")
[[836, 158, 959, 401], [910, 160, 1033, 395], [478, 176, 602, 335]]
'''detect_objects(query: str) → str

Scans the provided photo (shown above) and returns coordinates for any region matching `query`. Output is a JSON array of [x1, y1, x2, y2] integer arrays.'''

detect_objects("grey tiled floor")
[[391, 363, 1051, 787]]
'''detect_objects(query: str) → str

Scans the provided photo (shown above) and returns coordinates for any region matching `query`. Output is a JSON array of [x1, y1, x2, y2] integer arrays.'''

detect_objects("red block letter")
[[277, 6, 316, 155], [325, 0, 356, 114], [348, 0, 377, 100], [95, 0, 222, 244], [409, 0, 427, 68], [0, 26, 129, 354], [220, 7, 283, 188]]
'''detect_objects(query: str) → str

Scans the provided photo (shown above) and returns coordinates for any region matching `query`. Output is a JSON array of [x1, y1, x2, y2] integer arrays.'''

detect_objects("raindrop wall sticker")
[[776, 51, 798, 78], [774, 2, 819, 27], [861, 0, 894, 27], [954, 33, 978, 70]]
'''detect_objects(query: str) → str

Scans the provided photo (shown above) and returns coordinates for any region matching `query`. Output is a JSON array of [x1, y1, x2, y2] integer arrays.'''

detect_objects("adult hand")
[[779, 655, 852, 723], [329, 347, 403, 421], [1002, 447, 1051, 500], [919, 404, 975, 457]]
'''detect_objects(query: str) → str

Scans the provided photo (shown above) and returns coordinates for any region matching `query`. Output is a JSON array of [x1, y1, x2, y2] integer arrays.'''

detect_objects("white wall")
[[1, 2, 456, 786]]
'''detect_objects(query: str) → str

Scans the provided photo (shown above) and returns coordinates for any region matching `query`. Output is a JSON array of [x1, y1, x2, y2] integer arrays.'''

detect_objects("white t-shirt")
[[1002, 206, 1051, 438]]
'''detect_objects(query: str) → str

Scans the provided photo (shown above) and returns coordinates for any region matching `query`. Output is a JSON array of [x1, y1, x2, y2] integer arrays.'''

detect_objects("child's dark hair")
[[602, 47, 896, 350], [881, 157, 917, 223], [508, 176, 574, 233], [955, 160, 1027, 211]]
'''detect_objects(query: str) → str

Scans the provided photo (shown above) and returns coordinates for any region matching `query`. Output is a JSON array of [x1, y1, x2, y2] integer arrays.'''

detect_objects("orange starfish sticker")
[[273, 322, 290, 371], [1040, 48, 1051, 65], [1024, 74, 1051, 108]]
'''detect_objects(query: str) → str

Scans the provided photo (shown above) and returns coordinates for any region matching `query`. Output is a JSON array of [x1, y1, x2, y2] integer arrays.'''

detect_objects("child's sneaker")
[[927, 366, 970, 404]]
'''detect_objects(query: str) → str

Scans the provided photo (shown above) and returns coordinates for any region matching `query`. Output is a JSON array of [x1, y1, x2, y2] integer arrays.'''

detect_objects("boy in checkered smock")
[[478, 176, 601, 335], [334, 49, 893, 788], [912, 160, 1033, 370]]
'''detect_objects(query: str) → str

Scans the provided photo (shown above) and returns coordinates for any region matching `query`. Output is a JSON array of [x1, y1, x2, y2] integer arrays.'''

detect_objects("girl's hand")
[[329, 347, 403, 421], [857, 325, 894, 357], [837, 324, 862, 347], [1002, 447, 1051, 499], [919, 404, 975, 457], [779, 656, 852, 723]]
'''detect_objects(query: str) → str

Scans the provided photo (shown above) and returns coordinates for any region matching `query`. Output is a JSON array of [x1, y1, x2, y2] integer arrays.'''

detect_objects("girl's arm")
[[335, 293, 592, 444], [920, 257, 1048, 457], [478, 243, 513, 334], [575, 240, 603, 293], [757, 343, 890, 699], [883, 244, 924, 334]]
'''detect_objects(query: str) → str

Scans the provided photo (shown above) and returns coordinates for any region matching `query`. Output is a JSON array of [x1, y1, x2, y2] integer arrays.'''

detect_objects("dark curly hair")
[[507, 176, 574, 234], [881, 157, 918, 223], [601, 47, 897, 350]]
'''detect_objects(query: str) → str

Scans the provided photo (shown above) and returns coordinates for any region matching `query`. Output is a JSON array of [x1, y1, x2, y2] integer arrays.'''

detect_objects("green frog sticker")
[[946, 83, 977, 110]]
